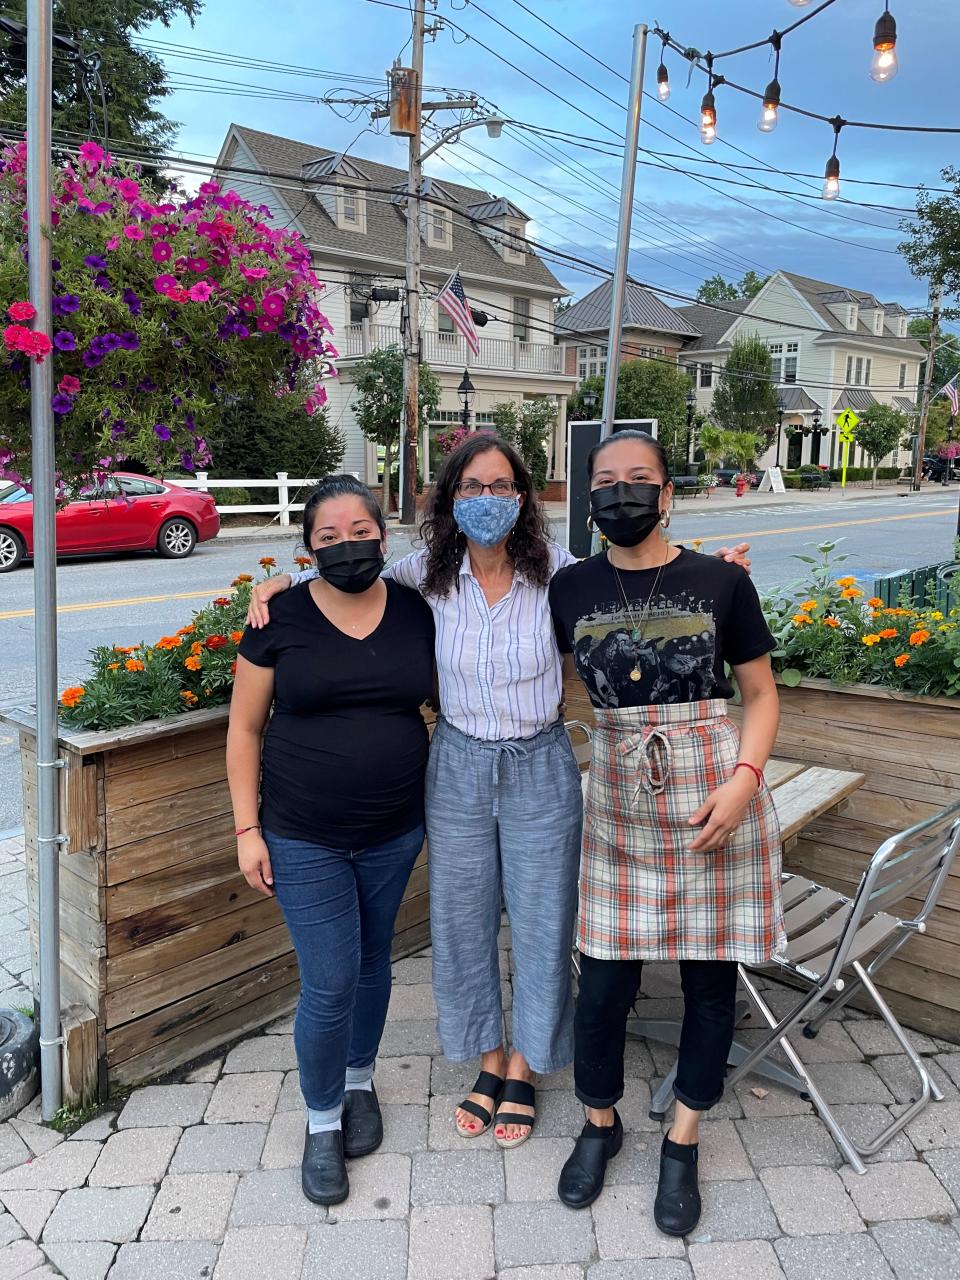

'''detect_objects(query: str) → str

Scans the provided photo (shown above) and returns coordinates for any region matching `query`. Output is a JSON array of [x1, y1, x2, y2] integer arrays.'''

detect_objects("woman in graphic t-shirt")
[[548, 431, 784, 1237], [227, 475, 435, 1208]]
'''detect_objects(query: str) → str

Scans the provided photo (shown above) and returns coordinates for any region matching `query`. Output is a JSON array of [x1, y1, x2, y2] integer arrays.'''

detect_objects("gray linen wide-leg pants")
[[425, 718, 583, 1075]]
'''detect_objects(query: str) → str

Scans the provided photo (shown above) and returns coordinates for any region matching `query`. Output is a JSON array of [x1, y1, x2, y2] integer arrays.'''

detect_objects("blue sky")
[[147, 0, 952, 311]]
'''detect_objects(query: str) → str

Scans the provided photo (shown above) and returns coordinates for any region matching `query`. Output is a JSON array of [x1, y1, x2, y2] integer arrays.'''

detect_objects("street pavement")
[[1, 484, 958, 832], [0, 829, 957, 1279]]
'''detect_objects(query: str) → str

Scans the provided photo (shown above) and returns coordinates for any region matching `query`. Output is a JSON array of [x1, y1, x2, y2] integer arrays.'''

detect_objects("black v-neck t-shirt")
[[549, 548, 774, 709], [239, 580, 435, 848]]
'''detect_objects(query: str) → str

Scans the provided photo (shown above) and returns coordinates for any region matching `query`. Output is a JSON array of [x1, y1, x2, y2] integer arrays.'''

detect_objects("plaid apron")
[[579, 699, 785, 963]]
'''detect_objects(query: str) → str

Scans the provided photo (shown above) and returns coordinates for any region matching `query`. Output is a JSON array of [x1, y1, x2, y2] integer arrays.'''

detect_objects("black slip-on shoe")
[[302, 1124, 349, 1205], [654, 1136, 701, 1237], [557, 1109, 624, 1210], [342, 1084, 383, 1158]]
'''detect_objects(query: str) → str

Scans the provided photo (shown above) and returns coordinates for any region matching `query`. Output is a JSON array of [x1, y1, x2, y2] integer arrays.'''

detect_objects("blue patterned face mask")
[[453, 494, 521, 547]]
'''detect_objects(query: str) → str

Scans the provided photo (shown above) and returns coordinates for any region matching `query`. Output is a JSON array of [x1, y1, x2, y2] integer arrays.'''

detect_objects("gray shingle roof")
[[671, 301, 747, 352], [556, 281, 701, 340], [222, 125, 563, 292], [834, 388, 879, 412], [778, 386, 820, 413], [779, 272, 924, 355]]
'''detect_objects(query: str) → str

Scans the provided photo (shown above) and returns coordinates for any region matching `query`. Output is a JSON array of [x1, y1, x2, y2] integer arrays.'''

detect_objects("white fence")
[[341, 322, 564, 374], [168, 472, 358, 526]]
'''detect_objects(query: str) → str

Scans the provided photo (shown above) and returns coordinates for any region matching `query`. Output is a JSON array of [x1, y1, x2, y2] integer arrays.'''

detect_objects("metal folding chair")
[[649, 798, 960, 1173]]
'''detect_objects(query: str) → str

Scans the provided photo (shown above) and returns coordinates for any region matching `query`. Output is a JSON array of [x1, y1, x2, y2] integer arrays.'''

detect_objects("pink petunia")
[[188, 282, 215, 303], [260, 293, 284, 318], [77, 141, 104, 172], [123, 225, 145, 241], [151, 242, 173, 263], [256, 316, 277, 332], [153, 275, 177, 295], [8, 301, 35, 322], [199, 180, 221, 196], [117, 178, 140, 201], [150, 223, 167, 238], [237, 296, 256, 313], [106, 237, 119, 251], [240, 266, 269, 281], [186, 258, 209, 273], [58, 375, 81, 395]]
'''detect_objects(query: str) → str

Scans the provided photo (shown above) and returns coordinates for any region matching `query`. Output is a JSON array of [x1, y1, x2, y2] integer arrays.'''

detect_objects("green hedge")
[[827, 466, 901, 482]]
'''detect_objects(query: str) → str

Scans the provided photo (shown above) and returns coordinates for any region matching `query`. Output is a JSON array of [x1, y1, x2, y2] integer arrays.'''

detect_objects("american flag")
[[940, 375, 959, 417], [436, 269, 480, 356]]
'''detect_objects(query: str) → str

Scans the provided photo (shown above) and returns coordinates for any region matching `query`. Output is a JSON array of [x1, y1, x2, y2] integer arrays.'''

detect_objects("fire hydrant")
[[735, 473, 747, 498]]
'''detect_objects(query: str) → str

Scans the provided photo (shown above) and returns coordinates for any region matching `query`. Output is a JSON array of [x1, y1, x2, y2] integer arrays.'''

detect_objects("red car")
[[0, 472, 220, 572]]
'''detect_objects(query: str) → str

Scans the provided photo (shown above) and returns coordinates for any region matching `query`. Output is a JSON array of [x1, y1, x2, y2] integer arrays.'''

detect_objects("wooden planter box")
[[4, 706, 432, 1099], [564, 675, 960, 1043]]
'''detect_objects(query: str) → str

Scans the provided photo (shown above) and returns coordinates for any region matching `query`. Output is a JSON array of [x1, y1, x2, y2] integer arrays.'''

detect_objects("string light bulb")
[[787, 0, 813, 6], [822, 118, 843, 200], [656, 31, 671, 102], [699, 88, 717, 144], [758, 39, 782, 133], [871, 4, 898, 82]]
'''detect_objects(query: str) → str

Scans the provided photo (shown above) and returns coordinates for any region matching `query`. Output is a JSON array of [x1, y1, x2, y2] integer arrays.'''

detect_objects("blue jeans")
[[263, 823, 424, 1113], [426, 719, 583, 1074]]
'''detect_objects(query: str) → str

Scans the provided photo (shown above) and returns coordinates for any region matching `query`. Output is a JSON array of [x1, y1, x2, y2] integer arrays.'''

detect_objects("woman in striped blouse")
[[248, 434, 747, 1148]]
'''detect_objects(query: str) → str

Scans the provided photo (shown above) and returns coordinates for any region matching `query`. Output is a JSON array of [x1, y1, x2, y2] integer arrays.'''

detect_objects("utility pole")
[[26, 0, 63, 1121], [913, 281, 942, 492], [600, 23, 648, 441], [398, 0, 427, 527]]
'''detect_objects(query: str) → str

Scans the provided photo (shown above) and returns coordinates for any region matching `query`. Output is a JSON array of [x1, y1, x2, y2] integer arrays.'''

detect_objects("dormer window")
[[427, 208, 452, 251], [504, 220, 526, 263], [342, 191, 358, 224], [873, 311, 884, 335], [848, 305, 858, 331], [337, 184, 366, 232]]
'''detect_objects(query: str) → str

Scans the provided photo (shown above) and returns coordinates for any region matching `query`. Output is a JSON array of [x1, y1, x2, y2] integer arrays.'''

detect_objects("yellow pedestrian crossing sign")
[[837, 408, 859, 443]]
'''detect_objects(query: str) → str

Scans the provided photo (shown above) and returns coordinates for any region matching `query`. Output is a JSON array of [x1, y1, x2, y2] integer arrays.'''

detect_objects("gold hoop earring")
[[660, 510, 671, 529]]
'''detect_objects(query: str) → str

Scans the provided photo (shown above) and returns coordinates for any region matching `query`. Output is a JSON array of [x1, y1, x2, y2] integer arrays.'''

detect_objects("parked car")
[[922, 453, 960, 483], [0, 472, 220, 572]]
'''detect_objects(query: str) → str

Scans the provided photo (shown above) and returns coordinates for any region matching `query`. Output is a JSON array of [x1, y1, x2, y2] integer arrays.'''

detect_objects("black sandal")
[[456, 1069, 505, 1138], [494, 1079, 536, 1149]]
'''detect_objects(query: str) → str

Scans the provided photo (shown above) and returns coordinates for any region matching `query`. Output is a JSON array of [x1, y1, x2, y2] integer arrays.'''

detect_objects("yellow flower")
[[894, 653, 910, 668], [862, 634, 881, 647], [929, 611, 944, 621], [840, 587, 863, 600], [823, 616, 840, 628], [798, 600, 818, 612], [792, 614, 812, 627], [835, 576, 857, 588]]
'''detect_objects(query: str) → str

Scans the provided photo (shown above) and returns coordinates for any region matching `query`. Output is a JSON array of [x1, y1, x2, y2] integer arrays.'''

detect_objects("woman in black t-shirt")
[[548, 433, 784, 1236], [227, 476, 435, 1209]]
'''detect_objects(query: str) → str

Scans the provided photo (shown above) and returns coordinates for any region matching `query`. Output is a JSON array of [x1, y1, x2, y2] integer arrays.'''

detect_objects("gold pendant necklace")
[[610, 546, 670, 683]]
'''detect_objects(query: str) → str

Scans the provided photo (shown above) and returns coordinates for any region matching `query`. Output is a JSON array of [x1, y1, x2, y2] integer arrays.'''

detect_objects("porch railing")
[[340, 321, 562, 374]]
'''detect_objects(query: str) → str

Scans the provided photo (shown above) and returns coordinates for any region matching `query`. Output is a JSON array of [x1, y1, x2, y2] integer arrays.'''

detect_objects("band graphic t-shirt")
[[238, 579, 435, 848], [549, 548, 775, 708]]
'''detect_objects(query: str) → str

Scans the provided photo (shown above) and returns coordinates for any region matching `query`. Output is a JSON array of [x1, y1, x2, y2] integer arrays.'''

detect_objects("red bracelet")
[[235, 824, 261, 837], [734, 762, 764, 790]]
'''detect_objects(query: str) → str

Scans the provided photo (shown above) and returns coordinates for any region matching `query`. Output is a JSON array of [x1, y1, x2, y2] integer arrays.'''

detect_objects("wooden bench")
[[672, 475, 705, 499], [799, 471, 832, 491]]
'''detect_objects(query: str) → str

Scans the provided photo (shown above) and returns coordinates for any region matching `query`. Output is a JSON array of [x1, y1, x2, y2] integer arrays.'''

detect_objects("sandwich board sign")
[[758, 467, 785, 494]]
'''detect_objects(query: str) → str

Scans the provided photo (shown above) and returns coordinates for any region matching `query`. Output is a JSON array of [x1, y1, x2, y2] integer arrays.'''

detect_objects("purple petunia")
[[152, 423, 171, 441], [51, 393, 73, 415], [84, 254, 107, 270], [179, 452, 195, 472], [117, 332, 139, 351], [122, 288, 142, 317], [137, 378, 158, 394], [82, 350, 103, 369], [54, 331, 76, 352], [94, 274, 112, 292], [110, 420, 128, 440], [52, 294, 80, 316]]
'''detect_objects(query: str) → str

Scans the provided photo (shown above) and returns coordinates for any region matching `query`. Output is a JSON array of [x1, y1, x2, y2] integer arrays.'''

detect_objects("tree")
[[206, 398, 344, 487], [899, 167, 960, 314], [567, 360, 691, 471], [726, 430, 764, 477], [854, 404, 908, 487], [710, 334, 780, 442], [925, 400, 953, 451], [698, 424, 730, 474], [0, 1, 202, 158], [351, 346, 440, 512], [696, 271, 769, 303], [907, 318, 960, 399], [492, 399, 555, 491]]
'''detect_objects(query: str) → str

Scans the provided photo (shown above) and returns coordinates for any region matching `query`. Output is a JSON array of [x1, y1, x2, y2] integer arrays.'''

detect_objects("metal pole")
[[399, 0, 426, 524], [27, 0, 63, 1121], [913, 282, 942, 492], [599, 23, 647, 442]]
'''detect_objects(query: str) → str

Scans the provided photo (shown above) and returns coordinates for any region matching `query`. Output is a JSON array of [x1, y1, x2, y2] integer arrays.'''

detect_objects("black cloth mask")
[[590, 481, 663, 548], [313, 538, 385, 594]]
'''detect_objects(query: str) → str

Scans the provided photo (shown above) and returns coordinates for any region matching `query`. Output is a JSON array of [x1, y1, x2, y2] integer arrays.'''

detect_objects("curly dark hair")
[[420, 434, 553, 597]]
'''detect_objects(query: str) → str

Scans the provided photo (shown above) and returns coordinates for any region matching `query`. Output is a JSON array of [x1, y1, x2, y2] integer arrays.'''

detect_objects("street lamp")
[[582, 388, 598, 417], [458, 368, 475, 431], [685, 386, 697, 470], [774, 397, 785, 468]]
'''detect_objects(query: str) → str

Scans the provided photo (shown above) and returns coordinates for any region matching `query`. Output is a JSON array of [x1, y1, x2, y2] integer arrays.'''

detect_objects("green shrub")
[[211, 487, 251, 507], [828, 466, 901, 482]]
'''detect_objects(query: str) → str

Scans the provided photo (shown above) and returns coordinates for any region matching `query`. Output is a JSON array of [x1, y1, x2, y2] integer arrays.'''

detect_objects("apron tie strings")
[[618, 727, 672, 800]]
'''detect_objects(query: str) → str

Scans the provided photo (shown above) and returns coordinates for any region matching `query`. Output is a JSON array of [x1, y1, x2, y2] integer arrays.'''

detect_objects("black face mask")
[[313, 538, 384, 594], [590, 481, 662, 548]]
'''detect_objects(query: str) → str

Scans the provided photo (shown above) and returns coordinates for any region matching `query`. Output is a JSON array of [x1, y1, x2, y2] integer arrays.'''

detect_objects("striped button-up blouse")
[[291, 541, 576, 742]]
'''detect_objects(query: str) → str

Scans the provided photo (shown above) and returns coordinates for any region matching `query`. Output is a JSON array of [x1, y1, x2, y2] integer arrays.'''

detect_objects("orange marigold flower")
[[107, 662, 120, 671], [294, 556, 312, 568], [909, 629, 931, 646], [835, 576, 857, 588], [230, 630, 244, 645], [212, 597, 231, 608], [231, 574, 253, 585], [180, 690, 198, 706], [798, 600, 818, 612], [259, 557, 276, 568], [190, 641, 203, 656], [59, 686, 84, 707], [867, 597, 884, 608], [184, 655, 202, 672], [840, 587, 863, 600], [113, 644, 139, 655], [823, 616, 840, 628], [791, 614, 812, 626], [124, 658, 145, 673], [861, 634, 881, 647], [878, 628, 898, 640], [176, 625, 196, 636], [155, 635, 182, 650], [205, 634, 228, 651], [894, 653, 910, 668]]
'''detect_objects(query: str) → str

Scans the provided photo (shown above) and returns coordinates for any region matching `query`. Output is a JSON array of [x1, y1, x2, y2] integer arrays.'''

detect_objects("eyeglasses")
[[455, 479, 519, 498]]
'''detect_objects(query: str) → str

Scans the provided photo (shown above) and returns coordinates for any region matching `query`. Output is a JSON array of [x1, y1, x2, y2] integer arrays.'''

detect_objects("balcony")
[[340, 321, 564, 376]]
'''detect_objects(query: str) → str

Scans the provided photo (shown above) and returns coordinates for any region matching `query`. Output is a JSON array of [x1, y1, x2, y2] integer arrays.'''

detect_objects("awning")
[[833, 388, 878, 412], [778, 386, 820, 414], [894, 396, 918, 414]]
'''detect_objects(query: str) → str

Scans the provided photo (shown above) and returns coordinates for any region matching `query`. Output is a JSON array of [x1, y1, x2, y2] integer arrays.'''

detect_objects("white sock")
[[345, 1078, 373, 1093], [307, 1109, 342, 1134]]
